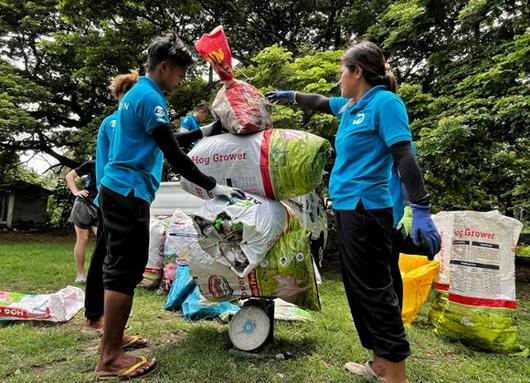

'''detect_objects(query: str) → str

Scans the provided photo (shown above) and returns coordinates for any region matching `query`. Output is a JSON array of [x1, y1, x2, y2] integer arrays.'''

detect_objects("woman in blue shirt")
[[267, 41, 440, 383]]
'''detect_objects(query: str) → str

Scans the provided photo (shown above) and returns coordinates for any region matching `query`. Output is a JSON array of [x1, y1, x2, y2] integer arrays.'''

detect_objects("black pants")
[[99, 186, 150, 296], [335, 202, 411, 363], [84, 209, 106, 321]]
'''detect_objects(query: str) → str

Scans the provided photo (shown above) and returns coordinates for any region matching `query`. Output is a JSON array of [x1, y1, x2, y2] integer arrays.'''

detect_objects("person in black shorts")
[[66, 160, 98, 284], [95, 33, 241, 379]]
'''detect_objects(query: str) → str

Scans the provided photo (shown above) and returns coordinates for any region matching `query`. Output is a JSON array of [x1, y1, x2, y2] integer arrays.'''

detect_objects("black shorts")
[[99, 186, 150, 296], [69, 198, 98, 229]]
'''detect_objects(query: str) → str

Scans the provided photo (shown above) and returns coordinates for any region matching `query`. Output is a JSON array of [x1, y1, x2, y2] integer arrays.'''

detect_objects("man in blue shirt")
[[95, 33, 242, 380], [180, 103, 210, 133]]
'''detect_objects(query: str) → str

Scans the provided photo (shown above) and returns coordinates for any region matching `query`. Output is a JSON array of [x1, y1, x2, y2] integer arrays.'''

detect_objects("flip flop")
[[344, 361, 385, 382], [122, 336, 148, 350], [96, 356, 157, 381]]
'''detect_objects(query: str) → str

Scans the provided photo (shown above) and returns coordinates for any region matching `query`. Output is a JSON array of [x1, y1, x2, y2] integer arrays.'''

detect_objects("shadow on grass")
[[158, 324, 319, 360]]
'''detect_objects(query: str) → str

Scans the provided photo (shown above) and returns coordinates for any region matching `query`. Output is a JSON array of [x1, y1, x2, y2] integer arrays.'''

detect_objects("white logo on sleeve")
[[110, 120, 117, 128], [154, 105, 167, 122], [352, 113, 365, 125]]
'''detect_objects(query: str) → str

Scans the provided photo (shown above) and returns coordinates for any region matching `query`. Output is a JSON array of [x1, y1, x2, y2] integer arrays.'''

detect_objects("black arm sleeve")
[[152, 125, 216, 191], [174, 128, 203, 148], [390, 141, 430, 205], [294, 93, 333, 115]]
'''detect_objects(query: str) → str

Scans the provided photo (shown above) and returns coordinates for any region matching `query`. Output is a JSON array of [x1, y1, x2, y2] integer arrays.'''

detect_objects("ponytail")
[[110, 70, 139, 100], [384, 63, 397, 93]]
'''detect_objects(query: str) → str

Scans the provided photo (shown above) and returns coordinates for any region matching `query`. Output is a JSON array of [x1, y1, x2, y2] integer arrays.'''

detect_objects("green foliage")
[[0, 0, 528, 223]]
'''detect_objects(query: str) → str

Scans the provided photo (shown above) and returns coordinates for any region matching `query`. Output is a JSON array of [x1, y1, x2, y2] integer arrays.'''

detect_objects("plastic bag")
[[164, 209, 199, 259], [165, 265, 196, 311], [195, 26, 272, 134], [181, 130, 331, 201], [274, 298, 315, 322], [430, 210, 528, 355], [399, 254, 440, 325], [0, 286, 84, 322], [211, 80, 273, 135], [194, 25, 234, 81], [190, 213, 321, 311], [192, 193, 288, 278], [182, 285, 240, 321]]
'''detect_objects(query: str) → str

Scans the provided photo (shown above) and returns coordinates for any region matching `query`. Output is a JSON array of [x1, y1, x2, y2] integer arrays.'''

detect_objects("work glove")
[[265, 90, 296, 105], [200, 120, 225, 137], [411, 204, 441, 260], [207, 184, 245, 202], [397, 205, 413, 238]]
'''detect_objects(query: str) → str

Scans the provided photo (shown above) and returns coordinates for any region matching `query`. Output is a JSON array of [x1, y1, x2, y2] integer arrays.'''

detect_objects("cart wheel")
[[229, 305, 271, 351]]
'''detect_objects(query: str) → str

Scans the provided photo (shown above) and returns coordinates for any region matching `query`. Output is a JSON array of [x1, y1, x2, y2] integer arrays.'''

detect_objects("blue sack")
[[182, 286, 240, 321], [165, 265, 196, 311]]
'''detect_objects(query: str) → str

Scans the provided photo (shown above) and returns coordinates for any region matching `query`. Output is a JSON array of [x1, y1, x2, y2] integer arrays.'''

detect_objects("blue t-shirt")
[[96, 111, 118, 188], [180, 114, 199, 131], [328, 85, 412, 211], [93, 111, 118, 207], [101, 76, 170, 204]]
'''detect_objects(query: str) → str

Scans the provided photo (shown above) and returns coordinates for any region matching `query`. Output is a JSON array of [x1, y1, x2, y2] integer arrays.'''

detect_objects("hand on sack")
[[200, 120, 225, 137], [411, 204, 441, 260], [207, 184, 246, 202], [397, 205, 413, 238], [265, 90, 296, 105], [74, 189, 89, 198]]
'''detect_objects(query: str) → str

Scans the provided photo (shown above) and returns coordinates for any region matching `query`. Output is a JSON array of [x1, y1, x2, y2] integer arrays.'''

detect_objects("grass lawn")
[[0, 232, 529, 383]]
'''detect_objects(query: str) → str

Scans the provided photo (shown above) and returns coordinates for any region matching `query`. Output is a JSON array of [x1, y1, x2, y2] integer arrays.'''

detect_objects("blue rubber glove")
[[411, 204, 441, 259], [265, 90, 296, 105]]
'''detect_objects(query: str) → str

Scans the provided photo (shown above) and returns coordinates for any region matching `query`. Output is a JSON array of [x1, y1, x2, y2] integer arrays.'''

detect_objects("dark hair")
[[194, 103, 210, 114], [147, 32, 194, 71], [342, 41, 397, 93], [110, 70, 139, 100]]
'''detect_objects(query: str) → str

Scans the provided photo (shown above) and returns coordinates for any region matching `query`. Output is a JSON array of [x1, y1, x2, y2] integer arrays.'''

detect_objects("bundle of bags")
[[429, 210, 528, 355], [139, 27, 327, 315], [190, 194, 321, 311], [186, 26, 331, 202]]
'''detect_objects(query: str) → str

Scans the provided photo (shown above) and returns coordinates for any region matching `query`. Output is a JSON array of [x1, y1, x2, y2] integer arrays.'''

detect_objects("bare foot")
[[97, 335, 148, 353], [96, 353, 157, 379], [82, 318, 104, 335]]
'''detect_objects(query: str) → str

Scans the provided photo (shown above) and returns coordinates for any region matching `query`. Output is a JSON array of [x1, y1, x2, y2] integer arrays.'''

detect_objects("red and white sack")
[[0, 286, 84, 322], [181, 130, 331, 200], [429, 210, 527, 354], [139, 216, 171, 289], [195, 26, 272, 135]]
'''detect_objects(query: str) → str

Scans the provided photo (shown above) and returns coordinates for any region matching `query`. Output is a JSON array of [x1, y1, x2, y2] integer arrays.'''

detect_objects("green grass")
[[0, 233, 529, 383]]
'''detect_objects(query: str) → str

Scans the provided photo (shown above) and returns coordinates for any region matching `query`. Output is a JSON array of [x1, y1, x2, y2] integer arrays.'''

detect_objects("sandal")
[[96, 356, 157, 381], [344, 361, 385, 382], [122, 336, 148, 350]]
